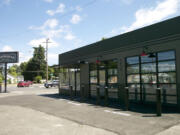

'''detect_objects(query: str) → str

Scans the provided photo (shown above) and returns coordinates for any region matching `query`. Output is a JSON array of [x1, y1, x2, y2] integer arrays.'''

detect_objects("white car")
[[44, 80, 59, 88]]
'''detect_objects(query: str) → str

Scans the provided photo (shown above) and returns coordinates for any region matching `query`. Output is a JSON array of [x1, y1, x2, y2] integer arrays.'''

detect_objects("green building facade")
[[59, 16, 180, 110]]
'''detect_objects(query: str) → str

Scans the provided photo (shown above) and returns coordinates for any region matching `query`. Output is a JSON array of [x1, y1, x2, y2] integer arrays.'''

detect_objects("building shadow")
[[39, 93, 179, 115]]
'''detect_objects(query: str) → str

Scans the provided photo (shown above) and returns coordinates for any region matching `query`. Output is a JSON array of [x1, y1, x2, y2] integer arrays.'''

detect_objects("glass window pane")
[[128, 84, 140, 101], [142, 84, 157, 94], [90, 63, 97, 70], [99, 62, 106, 69], [142, 84, 157, 102], [145, 95, 156, 102], [90, 84, 97, 97], [99, 70, 105, 85], [141, 63, 156, 73], [158, 73, 176, 83], [158, 51, 175, 61], [69, 70, 75, 90], [141, 74, 157, 84], [90, 77, 97, 83], [108, 76, 117, 83], [160, 84, 177, 96], [159, 84, 177, 104], [141, 54, 156, 63], [158, 61, 175, 72], [127, 64, 139, 74], [127, 74, 140, 83], [109, 69, 117, 75], [76, 72, 80, 91], [90, 70, 97, 76], [108, 69, 117, 75], [59, 68, 69, 90], [126, 56, 139, 65], [107, 59, 117, 68]]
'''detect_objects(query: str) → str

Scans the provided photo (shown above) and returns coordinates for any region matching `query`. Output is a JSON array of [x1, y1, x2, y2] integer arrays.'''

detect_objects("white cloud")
[[41, 25, 70, 38], [19, 52, 31, 64], [43, 19, 58, 29], [107, 0, 180, 37], [46, 3, 65, 16], [29, 18, 75, 41], [29, 38, 59, 48], [44, 0, 53, 3], [125, 0, 180, 32], [1, 45, 31, 64], [29, 19, 59, 30], [48, 53, 58, 65], [70, 14, 81, 24], [2, 45, 14, 51], [64, 33, 75, 40], [41, 29, 63, 38]]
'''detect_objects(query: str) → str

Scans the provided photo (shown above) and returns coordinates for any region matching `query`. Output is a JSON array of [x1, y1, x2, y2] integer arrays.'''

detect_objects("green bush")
[[8, 79, 12, 84], [0, 77, 3, 84], [0, 74, 3, 84], [34, 76, 42, 83]]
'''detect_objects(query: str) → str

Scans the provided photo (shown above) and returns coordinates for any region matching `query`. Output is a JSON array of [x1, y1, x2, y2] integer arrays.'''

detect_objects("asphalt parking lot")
[[0, 84, 180, 135]]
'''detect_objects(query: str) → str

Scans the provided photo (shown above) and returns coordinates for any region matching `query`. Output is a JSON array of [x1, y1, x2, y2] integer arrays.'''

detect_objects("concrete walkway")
[[0, 86, 180, 135], [0, 105, 117, 135], [156, 124, 180, 135]]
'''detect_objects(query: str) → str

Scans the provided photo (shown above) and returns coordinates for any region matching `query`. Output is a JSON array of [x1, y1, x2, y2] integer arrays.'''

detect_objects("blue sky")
[[0, 0, 180, 65]]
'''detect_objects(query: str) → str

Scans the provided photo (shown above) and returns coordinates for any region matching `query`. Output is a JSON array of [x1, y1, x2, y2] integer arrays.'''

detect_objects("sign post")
[[4, 63, 7, 93], [0, 52, 19, 93]]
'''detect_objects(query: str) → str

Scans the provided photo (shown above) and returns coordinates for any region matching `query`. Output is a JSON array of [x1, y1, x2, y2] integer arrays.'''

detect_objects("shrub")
[[34, 76, 42, 83]]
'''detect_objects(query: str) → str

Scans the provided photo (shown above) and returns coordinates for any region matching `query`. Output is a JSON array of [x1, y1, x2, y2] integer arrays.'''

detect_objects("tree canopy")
[[21, 45, 46, 80]]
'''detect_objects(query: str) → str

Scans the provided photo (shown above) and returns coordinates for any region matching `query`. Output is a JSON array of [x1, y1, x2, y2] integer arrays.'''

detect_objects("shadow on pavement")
[[39, 93, 179, 115]]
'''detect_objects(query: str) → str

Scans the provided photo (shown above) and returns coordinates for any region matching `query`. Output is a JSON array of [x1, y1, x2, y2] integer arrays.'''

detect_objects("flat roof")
[[59, 16, 180, 65]]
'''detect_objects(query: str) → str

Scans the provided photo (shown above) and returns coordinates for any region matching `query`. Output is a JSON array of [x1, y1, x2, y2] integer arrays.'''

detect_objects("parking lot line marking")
[[104, 110, 131, 116], [68, 101, 81, 106]]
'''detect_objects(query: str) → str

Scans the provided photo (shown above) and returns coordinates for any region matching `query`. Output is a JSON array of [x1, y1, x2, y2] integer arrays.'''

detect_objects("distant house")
[[7, 74, 24, 84], [7, 74, 17, 84]]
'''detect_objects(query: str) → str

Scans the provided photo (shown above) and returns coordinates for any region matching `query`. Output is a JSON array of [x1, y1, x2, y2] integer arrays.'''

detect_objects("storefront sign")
[[0, 52, 19, 63]]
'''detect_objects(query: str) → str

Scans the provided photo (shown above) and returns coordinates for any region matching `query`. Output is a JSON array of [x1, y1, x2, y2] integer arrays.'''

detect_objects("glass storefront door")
[[89, 59, 118, 100], [126, 50, 177, 105], [99, 69, 106, 97]]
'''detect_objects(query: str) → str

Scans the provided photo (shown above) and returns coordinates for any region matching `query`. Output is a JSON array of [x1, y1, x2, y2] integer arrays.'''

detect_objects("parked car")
[[17, 81, 30, 87], [26, 80, 33, 85], [44, 80, 59, 88]]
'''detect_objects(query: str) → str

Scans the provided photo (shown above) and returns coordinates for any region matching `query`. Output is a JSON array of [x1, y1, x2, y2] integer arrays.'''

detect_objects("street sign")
[[0, 52, 19, 63], [0, 51, 19, 93]]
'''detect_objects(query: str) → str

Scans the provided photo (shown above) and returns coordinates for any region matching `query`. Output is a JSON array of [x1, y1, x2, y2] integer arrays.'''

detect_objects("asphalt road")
[[0, 84, 180, 135]]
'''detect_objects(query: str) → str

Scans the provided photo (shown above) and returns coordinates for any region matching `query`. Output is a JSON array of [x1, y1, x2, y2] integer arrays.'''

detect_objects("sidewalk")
[[156, 124, 180, 135], [0, 105, 117, 135]]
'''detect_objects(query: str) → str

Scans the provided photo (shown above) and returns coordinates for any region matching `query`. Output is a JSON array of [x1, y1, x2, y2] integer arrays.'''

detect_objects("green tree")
[[34, 76, 42, 83], [8, 65, 18, 77], [101, 37, 107, 41], [0, 73, 3, 84], [48, 67, 54, 80], [23, 45, 46, 80]]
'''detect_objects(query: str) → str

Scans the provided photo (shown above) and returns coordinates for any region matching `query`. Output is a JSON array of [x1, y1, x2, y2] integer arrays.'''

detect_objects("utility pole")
[[43, 38, 51, 83]]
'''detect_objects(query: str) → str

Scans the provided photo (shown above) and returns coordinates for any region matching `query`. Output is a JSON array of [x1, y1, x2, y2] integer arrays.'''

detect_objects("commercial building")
[[59, 16, 180, 110]]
